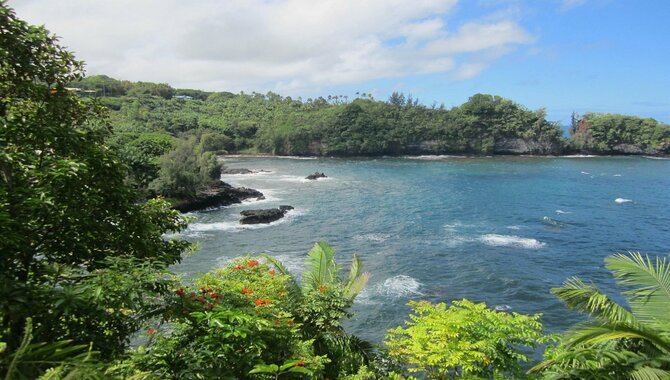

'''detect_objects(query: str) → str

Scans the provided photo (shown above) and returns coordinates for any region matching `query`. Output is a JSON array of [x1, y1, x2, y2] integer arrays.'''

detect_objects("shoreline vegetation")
[[3, 3, 670, 378], [71, 75, 668, 209]]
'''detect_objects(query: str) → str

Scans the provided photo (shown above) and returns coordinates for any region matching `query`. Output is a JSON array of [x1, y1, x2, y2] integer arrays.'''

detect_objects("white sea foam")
[[644, 156, 669, 160], [403, 155, 472, 160], [377, 275, 424, 298], [480, 234, 546, 249], [581, 171, 590, 175], [562, 155, 597, 158], [615, 198, 632, 204], [555, 209, 571, 214], [613, 174, 622, 177], [187, 209, 307, 233], [506, 225, 521, 230], [276, 174, 333, 183], [354, 233, 392, 242]]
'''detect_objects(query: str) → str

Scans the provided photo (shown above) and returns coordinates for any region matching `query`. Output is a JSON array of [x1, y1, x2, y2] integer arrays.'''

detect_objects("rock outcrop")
[[306, 172, 327, 180], [172, 181, 263, 213], [493, 138, 562, 155], [239, 205, 294, 224]]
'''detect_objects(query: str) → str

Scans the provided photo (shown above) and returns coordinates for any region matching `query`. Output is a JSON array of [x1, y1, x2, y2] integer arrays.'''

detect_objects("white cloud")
[[560, 0, 588, 11], [9, 0, 534, 93]]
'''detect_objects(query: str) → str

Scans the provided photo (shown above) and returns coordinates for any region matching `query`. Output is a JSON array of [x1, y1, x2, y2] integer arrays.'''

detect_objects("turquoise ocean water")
[[176, 155, 670, 343]]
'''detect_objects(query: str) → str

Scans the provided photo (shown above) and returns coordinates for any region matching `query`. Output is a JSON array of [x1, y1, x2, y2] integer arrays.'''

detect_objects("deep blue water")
[[176, 155, 670, 344]]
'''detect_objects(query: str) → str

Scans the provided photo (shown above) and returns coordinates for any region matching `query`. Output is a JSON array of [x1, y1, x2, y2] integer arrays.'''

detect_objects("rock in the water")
[[306, 172, 327, 180], [240, 206, 294, 224], [172, 181, 263, 212], [222, 168, 255, 174]]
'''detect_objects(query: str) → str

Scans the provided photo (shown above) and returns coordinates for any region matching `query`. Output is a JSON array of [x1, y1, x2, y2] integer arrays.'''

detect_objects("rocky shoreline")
[[172, 181, 264, 213]]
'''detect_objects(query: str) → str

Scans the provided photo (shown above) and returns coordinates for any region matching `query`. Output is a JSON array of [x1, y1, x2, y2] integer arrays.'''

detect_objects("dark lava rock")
[[306, 172, 327, 180], [221, 168, 255, 174], [172, 181, 263, 213], [240, 205, 294, 224]]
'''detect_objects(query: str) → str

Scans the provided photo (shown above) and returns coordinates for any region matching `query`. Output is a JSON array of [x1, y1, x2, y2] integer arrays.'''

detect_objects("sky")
[[9, 0, 670, 124]]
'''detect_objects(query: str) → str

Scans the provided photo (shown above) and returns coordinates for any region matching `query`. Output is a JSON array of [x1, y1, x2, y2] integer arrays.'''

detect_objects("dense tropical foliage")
[[532, 252, 670, 379], [570, 113, 670, 154], [3, 3, 670, 379]]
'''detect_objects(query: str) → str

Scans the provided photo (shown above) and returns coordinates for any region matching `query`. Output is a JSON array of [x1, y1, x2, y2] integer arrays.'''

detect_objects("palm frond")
[[565, 324, 670, 353], [302, 241, 338, 292], [606, 252, 670, 327], [629, 366, 670, 380], [261, 254, 302, 303], [552, 277, 639, 327], [344, 254, 370, 301]]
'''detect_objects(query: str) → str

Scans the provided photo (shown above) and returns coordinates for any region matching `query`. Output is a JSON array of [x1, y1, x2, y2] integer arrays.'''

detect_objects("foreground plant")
[[386, 299, 546, 379], [0, 3, 190, 378], [531, 252, 670, 379], [117, 242, 370, 379]]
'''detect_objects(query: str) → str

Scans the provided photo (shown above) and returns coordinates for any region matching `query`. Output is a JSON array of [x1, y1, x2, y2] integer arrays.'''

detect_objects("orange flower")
[[246, 259, 259, 267], [255, 299, 264, 306], [264, 299, 270, 305], [269, 269, 275, 276], [147, 328, 157, 335], [287, 319, 294, 325], [295, 360, 305, 367], [233, 264, 243, 270], [242, 288, 252, 294], [319, 286, 326, 293]]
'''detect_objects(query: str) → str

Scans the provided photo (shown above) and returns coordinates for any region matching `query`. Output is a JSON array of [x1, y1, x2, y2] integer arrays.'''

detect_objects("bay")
[[176, 155, 670, 343]]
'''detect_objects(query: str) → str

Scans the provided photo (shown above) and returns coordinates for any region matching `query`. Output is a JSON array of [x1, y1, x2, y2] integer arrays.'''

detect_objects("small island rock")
[[240, 205, 294, 224], [306, 172, 327, 180]]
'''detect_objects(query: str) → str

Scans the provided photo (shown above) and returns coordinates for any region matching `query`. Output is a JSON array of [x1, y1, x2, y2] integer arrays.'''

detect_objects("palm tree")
[[263, 241, 372, 377], [531, 252, 670, 379]]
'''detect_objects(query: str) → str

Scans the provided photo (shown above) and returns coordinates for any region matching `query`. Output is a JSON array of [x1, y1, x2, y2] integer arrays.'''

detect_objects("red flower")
[[242, 288, 252, 294], [246, 259, 258, 267], [319, 286, 326, 293], [269, 269, 275, 276], [287, 319, 294, 325], [197, 296, 205, 303], [233, 264, 243, 270], [189, 293, 196, 299], [255, 299, 264, 306], [147, 328, 157, 335], [211, 292, 221, 299], [175, 288, 185, 297], [264, 299, 271, 305], [295, 360, 305, 367]]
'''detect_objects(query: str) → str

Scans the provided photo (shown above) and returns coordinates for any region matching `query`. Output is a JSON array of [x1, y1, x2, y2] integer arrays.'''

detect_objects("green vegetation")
[[570, 113, 670, 154], [3, 3, 670, 379], [386, 300, 547, 379], [532, 252, 670, 378], [70, 76, 568, 159], [0, 3, 190, 377]]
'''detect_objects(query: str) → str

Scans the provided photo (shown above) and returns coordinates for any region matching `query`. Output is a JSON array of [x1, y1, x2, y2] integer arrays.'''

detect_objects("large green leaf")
[[606, 252, 670, 329], [302, 241, 338, 292]]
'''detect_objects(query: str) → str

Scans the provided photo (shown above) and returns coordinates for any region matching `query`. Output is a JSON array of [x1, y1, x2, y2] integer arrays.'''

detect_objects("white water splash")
[[187, 209, 307, 233], [615, 198, 632, 204], [480, 234, 545, 249]]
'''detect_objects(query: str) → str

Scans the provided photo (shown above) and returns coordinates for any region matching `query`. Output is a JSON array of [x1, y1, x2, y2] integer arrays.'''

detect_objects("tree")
[[532, 252, 670, 379], [386, 299, 546, 379], [265, 242, 372, 378], [149, 137, 222, 199], [0, 3, 190, 376]]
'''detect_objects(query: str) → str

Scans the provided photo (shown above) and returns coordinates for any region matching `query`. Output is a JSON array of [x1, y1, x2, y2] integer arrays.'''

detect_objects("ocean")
[[176, 155, 670, 344]]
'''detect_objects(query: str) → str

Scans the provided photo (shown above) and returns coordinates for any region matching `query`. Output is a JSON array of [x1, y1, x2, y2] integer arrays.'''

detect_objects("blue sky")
[[10, 0, 670, 124]]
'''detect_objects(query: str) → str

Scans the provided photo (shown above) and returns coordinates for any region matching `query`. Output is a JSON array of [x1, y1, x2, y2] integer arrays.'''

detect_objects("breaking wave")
[[480, 234, 545, 249]]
